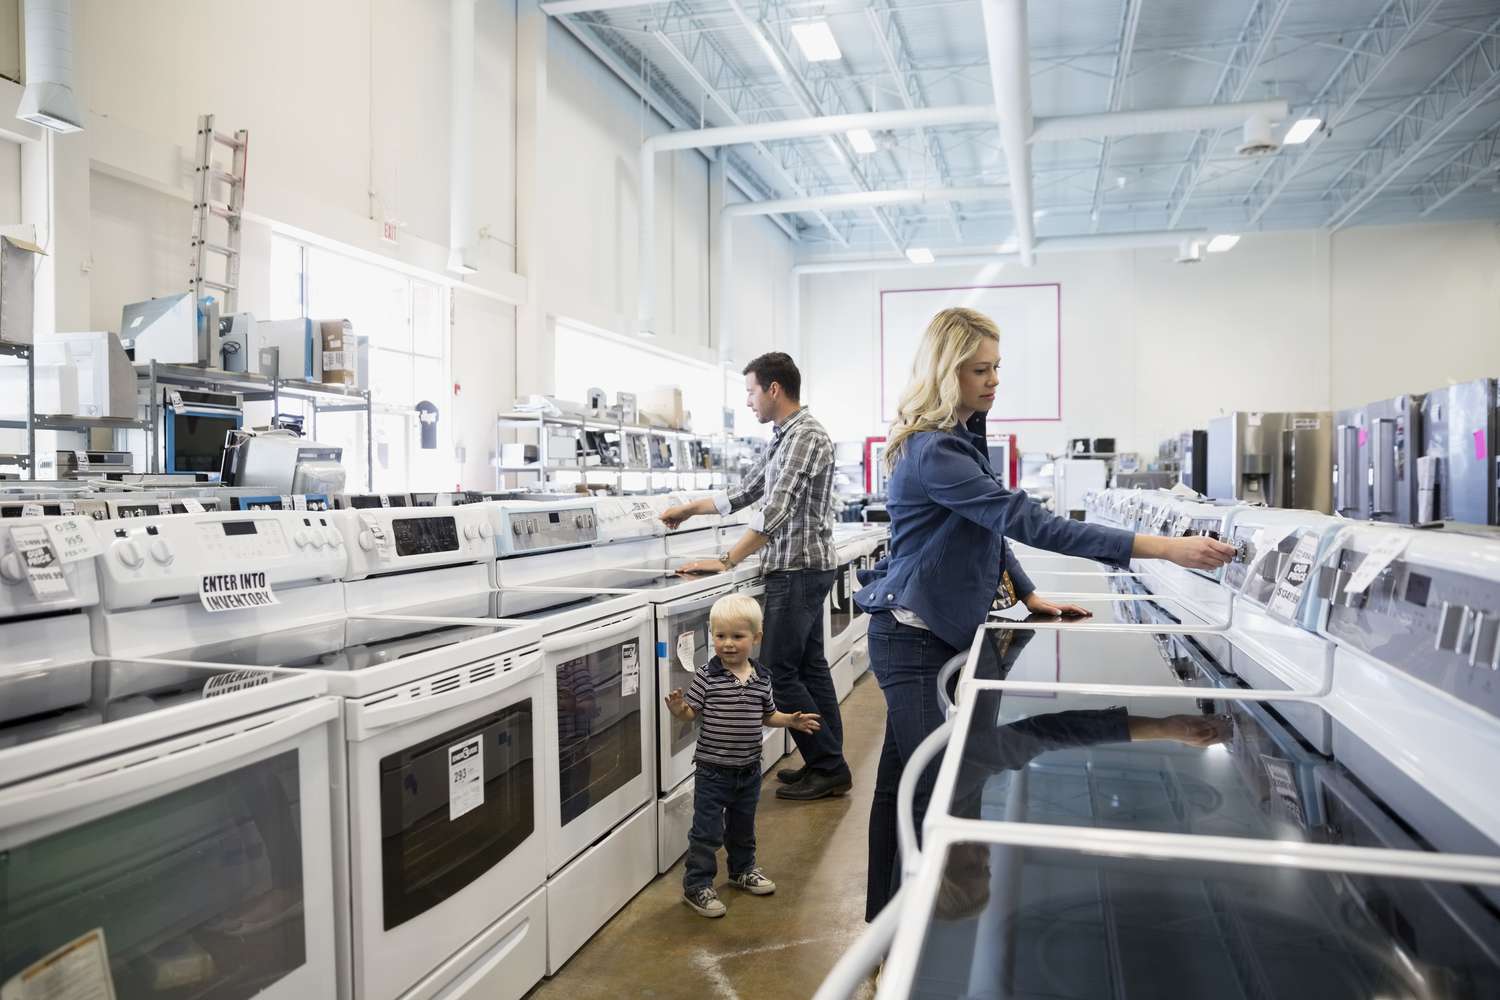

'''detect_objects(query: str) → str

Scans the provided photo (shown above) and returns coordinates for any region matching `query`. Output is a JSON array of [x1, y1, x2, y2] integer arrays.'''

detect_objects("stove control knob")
[[115, 540, 145, 570], [149, 540, 174, 565], [463, 524, 479, 541], [358, 530, 376, 551], [295, 530, 312, 548], [1435, 601, 1466, 652], [0, 553, 24, 584], [325, 528, 344, 547], [1469, 612, 1498, 669], [478, 522, 493, 539]]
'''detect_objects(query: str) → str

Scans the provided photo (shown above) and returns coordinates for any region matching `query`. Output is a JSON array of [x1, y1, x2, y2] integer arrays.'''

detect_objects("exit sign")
[[381, 220, 399, 244]]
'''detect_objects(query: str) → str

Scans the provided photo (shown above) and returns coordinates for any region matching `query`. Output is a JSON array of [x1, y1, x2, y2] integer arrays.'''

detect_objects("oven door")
[[344, 654, 545, 1000], [542, 609, 656, 874], [1, 700, 339, 1000], [655, 586, 733, 793], [825, 557, 857, 657], [738, 580, 784, 770]]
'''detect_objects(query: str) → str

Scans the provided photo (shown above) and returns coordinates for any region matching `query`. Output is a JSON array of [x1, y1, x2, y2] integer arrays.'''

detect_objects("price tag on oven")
[[676, 632, 696, 673], [7, 525, 69, 599], [292, 495, 308, 511], [1267, 532, 1320, 621], [20, 503, 43, 519], [157, 501, 174, 516], [182, 499, 205, 514], [1343, 533, 1408, 596], [45, 517, 103, 564], [1, 927, 118, 1000], [357, 513, 395, 557], [448, 736, 485, 821], [621, 640, 640, 697]]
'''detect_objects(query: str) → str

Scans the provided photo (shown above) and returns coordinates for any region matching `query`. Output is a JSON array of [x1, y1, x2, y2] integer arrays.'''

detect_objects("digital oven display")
[[222, 521, 258, 536], [393, 516, 460, 557]]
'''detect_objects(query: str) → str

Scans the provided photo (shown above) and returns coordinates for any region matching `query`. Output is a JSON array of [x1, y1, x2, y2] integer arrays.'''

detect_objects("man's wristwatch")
[[716, 552, 735, 570]]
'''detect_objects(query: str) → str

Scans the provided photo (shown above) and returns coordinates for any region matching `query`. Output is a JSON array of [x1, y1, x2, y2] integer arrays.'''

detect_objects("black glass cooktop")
[[382, 589, 636, 621], [906, 837, 1500, 1000]]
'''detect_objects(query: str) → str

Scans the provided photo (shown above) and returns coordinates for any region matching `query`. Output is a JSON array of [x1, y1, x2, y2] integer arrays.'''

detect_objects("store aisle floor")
[[524, 672, 886, 1000]]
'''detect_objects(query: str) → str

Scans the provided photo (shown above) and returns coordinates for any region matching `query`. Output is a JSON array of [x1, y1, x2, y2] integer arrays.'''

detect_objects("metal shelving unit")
[[0, 341, 33, 477], [139, 361, 374, 484], [494, 411, 730, 494]]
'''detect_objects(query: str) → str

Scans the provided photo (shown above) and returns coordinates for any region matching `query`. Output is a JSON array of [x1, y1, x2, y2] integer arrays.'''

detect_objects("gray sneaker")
[[683, 886, 726, 917], [727, 867, 776, 895]]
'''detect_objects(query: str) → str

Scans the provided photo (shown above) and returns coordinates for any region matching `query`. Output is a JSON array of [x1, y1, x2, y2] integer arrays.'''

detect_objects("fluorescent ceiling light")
[[1206, 234, 1241, 253], [846, 128, 877, 154], [905, 247, 935, 264], [1283, 117, 1322, 145], [790, 20, 842, 62]]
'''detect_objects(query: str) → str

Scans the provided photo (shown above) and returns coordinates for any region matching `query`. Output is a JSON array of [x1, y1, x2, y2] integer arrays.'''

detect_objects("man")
[[661, 352, 851, 801]]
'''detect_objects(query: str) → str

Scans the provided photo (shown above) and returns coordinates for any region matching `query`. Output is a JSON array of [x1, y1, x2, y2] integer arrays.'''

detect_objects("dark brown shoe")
[[775, 769, 852, 800], [776, 766, 807, 784]]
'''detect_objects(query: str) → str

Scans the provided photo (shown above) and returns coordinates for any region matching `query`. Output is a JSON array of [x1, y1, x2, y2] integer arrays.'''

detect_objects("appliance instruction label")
[[1343, 534, 1409, 596], [45, 518, 103, 564], [1, 927, 117, 1000], [448, 736, 484, 821], [8, 526, 69, 599], [621, 640, 640, 697], [1267, 532, 1320, 621], [1293, 417, 1321, 430], [677, 632, 697, 673], [198, 572, 281, 613]]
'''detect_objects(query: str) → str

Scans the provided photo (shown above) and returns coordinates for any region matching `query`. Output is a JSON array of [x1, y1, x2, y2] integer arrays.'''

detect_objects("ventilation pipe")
[[717, 185, 1008, 362], [790, 229, 1211, 274], [447, 0, 477, 274], [18, 0, 82, 133], [980, 0, 1034, 266]]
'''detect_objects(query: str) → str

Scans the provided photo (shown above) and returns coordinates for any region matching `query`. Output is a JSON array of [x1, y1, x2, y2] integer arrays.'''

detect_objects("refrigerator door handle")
[[1372, 418, 1397, 517]]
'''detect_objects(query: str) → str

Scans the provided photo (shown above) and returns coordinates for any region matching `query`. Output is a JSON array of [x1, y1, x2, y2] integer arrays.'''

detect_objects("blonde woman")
[[854, 307, 1234, 921]]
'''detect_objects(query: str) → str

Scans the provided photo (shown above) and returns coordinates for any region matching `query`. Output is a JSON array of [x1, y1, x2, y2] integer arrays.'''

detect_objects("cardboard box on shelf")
[[35, 332, 136, 417], [0, 236, 45, 347], [320, 319, 356, 386], [639, 387, 685, 429], [0, 363, 79, 416]]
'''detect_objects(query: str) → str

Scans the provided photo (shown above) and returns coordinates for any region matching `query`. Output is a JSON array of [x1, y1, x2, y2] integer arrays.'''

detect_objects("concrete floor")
[[525, 672, 885, 1000]]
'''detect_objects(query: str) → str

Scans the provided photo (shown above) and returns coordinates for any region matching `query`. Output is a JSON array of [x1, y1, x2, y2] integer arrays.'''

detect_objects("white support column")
[[515, 0, 553, 398]]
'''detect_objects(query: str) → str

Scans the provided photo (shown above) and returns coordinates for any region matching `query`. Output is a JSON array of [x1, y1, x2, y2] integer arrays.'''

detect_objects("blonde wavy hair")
[[885, 307, 1000, 470]]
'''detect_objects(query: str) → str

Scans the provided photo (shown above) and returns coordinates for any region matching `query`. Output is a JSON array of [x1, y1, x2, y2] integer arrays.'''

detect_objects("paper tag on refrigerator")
[[203, 669, 273, 698], [182, 499, 205, 514], [1343, 534, 1408, 596], [44, 517, 103, 564], [8, 526, 69, 599], [0, 927, 117, 1000], [198, 572, 280, 613], [1267, 532, 1320, 621], [676, 632, 697, 673], [621, 640, 640, 697], [448, 736, 484, 821]]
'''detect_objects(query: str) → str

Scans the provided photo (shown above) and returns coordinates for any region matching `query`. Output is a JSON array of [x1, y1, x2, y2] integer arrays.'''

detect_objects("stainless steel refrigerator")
[[1178, 429, 1208, 495], [1419, 378, 1497, 525], [1334, 394, 1423, 523], [1207, 411, 1333, 512]]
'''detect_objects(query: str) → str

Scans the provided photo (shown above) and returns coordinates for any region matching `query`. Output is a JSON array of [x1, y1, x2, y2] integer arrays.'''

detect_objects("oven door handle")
[[659, 587, 733, 619], [542, 609, 652, 653], [1, 699, 338, 827]]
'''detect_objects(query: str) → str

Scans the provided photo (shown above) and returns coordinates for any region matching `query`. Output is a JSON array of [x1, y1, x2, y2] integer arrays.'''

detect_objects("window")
[[270, 236, 452, 493]]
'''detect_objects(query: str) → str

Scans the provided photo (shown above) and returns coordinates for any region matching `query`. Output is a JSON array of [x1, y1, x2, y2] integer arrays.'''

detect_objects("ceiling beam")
[[866, 0, 965, 240], [1088, 0, 1143, 232], [1413, 118, 1500, 216], [1164, 0, 1294, 228], [1323, 11, 1500, 228], [1244, 0, 1444, 225]]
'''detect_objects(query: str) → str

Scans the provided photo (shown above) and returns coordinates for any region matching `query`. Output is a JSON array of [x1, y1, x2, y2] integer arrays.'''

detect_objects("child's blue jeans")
[[683, 760, 762, 892]]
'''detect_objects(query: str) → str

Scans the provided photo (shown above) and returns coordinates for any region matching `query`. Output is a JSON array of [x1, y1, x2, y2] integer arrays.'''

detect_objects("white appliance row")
[[2, 494, 884, 1000], [821, 487, 1500, 997]]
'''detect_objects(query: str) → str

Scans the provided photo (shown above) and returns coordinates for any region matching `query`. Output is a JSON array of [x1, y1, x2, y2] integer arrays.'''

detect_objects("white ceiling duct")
[[447, 0, 478, 275], [17, 0, 83, 133], [1236, 112, 1279, 157]]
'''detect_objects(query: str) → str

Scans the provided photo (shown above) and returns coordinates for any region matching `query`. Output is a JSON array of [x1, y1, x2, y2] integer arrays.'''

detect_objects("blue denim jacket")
[[855, 416, 1135, 651]]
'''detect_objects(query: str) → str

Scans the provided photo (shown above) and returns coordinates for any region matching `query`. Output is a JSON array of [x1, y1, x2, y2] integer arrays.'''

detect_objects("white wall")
[[803, 221, 1500, 456]]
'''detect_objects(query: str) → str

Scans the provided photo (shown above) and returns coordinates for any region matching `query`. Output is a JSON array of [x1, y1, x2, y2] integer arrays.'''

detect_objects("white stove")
[[2, 513, 341, 1000]]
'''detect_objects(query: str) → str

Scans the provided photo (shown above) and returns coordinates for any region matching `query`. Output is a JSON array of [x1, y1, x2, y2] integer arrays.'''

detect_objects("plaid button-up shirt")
[[715, 407, 836, 573]]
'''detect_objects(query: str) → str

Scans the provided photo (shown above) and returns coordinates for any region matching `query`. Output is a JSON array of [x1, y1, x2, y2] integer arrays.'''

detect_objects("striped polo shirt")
[[683, 656, 775, 768]]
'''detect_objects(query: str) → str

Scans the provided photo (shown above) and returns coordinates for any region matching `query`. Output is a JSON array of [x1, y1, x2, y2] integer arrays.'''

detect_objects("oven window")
[[664, 607, 715, 758], [829, 566, 854, 638], [557, 642, 643, 826], [379, 702, 534, 930], [1, 751, 307, 1000]]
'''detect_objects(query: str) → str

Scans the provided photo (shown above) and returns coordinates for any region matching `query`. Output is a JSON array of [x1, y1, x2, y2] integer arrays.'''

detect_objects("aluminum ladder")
[[189, 114, 249, 312]]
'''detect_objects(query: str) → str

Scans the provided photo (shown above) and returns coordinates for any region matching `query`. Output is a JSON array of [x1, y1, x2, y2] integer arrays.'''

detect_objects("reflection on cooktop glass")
[[159, 619, 510, 673], [981, 627, 1230, 689], [910, 841, 1500, 1000], [0, 660, 297, 749]]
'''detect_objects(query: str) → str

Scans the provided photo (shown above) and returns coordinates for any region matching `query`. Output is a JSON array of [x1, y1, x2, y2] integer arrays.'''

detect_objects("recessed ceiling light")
[[1283, 117, 1322, 145], [790, 20, 842, 62], [846, 128, 877, 154], [1206, 234, 1241, 253], [905, 247, 935, 264]]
